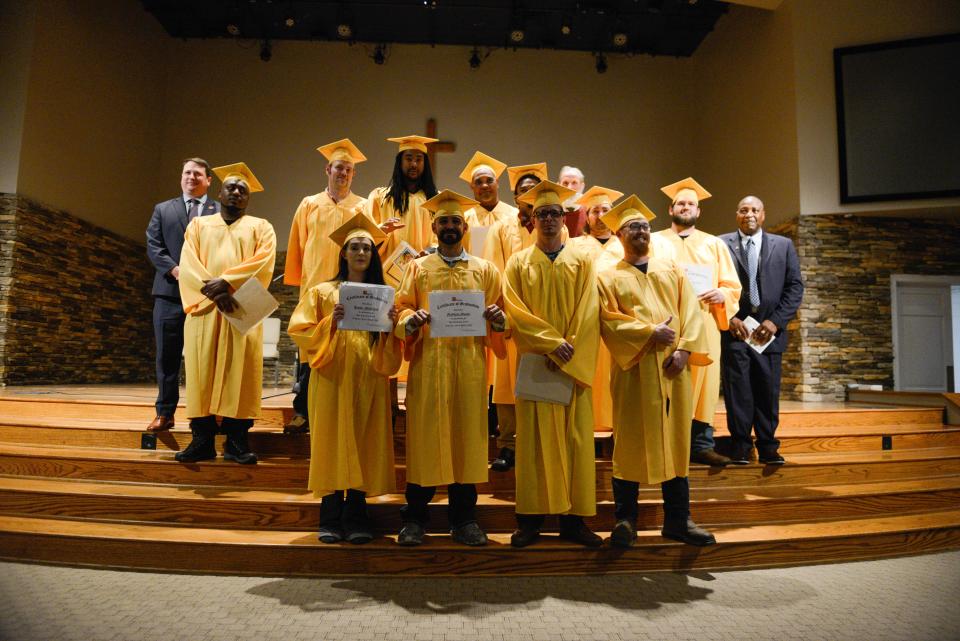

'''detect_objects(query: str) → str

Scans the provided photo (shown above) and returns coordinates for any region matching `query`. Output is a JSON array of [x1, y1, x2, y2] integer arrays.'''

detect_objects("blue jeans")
[[691, 419, 715, 453]]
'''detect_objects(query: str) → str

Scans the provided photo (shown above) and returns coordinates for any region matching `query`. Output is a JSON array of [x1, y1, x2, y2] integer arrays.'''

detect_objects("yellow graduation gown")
[[567, 235, 624, 431], [288, 281, 402, 498], [284, 191, 368, 295], [598, 258, 711, 484], [179, 214, 276, 419], [649, 229, 741, 423], [364, 187, 435, 261], [395, 253, 507, 487], [503, 245, 600, 516], [483, 219, 569, 406]]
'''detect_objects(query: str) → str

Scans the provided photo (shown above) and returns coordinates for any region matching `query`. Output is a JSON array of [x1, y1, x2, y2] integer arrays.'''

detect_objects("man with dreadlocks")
[[364, 135, 440, 265]]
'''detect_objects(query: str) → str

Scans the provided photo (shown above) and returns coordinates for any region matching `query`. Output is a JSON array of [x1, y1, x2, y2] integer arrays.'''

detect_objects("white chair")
[[262, 317, 282, 386]]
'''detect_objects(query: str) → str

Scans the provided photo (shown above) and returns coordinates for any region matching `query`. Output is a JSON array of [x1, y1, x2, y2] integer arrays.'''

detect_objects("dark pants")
[[189, 415, 253, 434], [721, 343, 783, 454], [612, 476, 690, 523], [515, 513, 587, 531], [292, 362, 311, 418], [401, 482, 477, 528], [320, 489, 369, 531], [153, 295, 185, 416]]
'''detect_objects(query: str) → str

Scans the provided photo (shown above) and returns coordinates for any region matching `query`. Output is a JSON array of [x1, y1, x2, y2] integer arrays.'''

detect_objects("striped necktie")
[[746, 237, 760, 307]]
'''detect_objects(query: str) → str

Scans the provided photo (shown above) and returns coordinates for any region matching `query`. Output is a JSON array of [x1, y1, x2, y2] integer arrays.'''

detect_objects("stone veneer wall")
[[766, 218, 803, 401], [782, 213, 960, 402], [0, 194, 155, 384]]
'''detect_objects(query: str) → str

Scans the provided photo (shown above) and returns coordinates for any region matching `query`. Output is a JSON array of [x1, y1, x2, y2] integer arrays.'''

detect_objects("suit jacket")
[[146, 196, 220, 297], [719, 230, 803, 353]]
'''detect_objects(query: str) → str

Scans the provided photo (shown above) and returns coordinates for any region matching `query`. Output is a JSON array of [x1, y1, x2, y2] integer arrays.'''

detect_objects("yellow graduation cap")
[[600, 194, 657, 232], [421, 189, 479, 220], [458, 151, 507, 183], [212, 162, 264, 193], [328, 211, 387, 247], [317, 138, 367, 164], [517, 180, 576, 210], [386, 135, 438, 154], [660, 177, 711, 203], [506, 162, 548, 192], [576, 186, 624, 210]]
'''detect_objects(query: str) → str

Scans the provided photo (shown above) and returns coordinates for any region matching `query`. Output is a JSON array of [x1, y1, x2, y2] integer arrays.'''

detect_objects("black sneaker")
[[174, 434, 216, 463], [510, 526, 540, 548], [729, 448, 751, 465], [318, 525, 345, 544], [610, 519, 637, 548], [758, 449, 786, 465], [397, 522, 425, 546], [491, 447, 515, 472], [223, 435, 257, 465], [451, 522, 488, 546], [345, 528, 374, 545]]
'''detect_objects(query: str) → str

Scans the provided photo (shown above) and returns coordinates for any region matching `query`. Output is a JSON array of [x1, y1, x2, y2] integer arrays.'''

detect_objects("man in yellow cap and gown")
[[597, 195, 716, 547], [459, 151, 517, 256], [503, 180, 601, 548], [364, 135, 439, 271], [394, 189, 507, 547], [650, 177, 741, 467], [568, 186, 624, 432], [284, 139, 371, 434], [176, 162, 276, 465]]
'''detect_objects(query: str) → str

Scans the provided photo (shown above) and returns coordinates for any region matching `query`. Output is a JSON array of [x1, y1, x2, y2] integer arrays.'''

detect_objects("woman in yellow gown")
[[288, 213, 402, 544]]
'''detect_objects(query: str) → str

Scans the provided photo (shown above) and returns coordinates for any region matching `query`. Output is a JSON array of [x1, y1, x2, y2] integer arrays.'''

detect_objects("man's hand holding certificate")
[[428, 290, 487, 337], [338, 282, 395, 332]]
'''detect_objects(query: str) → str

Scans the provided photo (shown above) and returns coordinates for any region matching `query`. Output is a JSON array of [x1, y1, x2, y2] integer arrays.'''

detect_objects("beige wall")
[[158, 39, 698, 246], [15, 0, 169, 240], [791, 0, 960, 216], [692, 3, 801, 234], [0, 1, 37, 194]]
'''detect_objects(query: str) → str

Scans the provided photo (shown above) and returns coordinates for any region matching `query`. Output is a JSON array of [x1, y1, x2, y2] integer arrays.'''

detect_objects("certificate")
[[682, 263, 715, 296], [428, 290, 486, 337], [384, 241, 419, 288], [743, 316, 775, 354], [222, 277, 279, 335], [338, 282, 395, 332], [514, 354, 574, 406]]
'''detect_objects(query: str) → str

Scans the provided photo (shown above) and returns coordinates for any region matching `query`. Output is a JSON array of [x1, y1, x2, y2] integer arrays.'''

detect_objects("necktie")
[[186, 199, 199, 221], [746, 237, 760, 307]]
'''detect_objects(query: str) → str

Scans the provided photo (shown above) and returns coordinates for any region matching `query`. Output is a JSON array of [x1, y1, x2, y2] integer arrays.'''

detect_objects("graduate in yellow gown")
[[364, 135, 440, 274], [176, 162, 276, 466], [483, 162, 569, 473], [502, 180, 602, 548], [394, 190, 508, 547], [459, 151, 517, 256], [649, 177, 741, 467], [284, 138, 371, 434], [596, 195, 717, 548], [288, 213, 402, 544], [567, 185, 624, 432]]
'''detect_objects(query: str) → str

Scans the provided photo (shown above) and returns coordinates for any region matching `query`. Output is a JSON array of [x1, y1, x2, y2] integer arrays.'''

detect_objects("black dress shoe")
[[559, 519, 603, 548], [690, 449, 732, 467], [451, 522, 488, 546], [345, 528, 374, 545], [610, 519, 637, 548], [661, 517, 716, 546], [397, 522, 425, 546], [510, 526, 540, 548], [758, 449, 785, 465], [491, 447, 515, 472]]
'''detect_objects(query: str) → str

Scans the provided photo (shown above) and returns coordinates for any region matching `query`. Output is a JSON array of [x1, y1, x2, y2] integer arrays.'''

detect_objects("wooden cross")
[[425, 118, 456, 172]]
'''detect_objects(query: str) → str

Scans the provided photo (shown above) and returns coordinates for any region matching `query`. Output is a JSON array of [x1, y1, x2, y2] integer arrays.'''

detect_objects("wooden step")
[[713, 406, 943, 429], [2, 510, 959, 576], [1, 476, 958, 533], [2, 442, 959, 492]]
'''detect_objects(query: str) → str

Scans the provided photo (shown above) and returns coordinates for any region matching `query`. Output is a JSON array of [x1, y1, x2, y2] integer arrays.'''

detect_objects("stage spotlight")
[[226, 23, 240, 36], [337, 23, 353, 38], [373, 44, 386, 65], [595, 53, 608, 74], [560, 16, 572, 35], [284, 15, 295, 28], [510, 29, 525, 43], [260, 40, 272, 62], [469, 48, 481, 69], [612, 32, 628, 47]]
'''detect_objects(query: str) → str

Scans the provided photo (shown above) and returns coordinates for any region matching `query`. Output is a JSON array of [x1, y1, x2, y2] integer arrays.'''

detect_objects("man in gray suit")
[[720, 196, 803, 465], [145, 158, 220, 431]]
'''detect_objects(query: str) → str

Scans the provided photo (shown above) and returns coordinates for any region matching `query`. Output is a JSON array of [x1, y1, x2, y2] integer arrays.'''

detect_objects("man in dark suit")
[[720, 196, 803, 465], [145, 158, 220, 431]]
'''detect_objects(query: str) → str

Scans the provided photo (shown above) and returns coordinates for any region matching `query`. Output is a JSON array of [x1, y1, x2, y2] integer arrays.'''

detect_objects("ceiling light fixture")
[[226, 23, 240, 36], [560, 15, 572, 35], [613, 32, 628, 47]]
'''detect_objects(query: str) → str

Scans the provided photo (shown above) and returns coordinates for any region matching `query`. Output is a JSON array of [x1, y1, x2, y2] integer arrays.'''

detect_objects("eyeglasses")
[[535, 210, 564, 220], [623, 222, 650, 232]]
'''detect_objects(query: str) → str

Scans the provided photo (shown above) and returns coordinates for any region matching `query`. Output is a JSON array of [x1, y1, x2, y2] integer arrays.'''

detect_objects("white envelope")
[[743, 316, 775, 354]]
